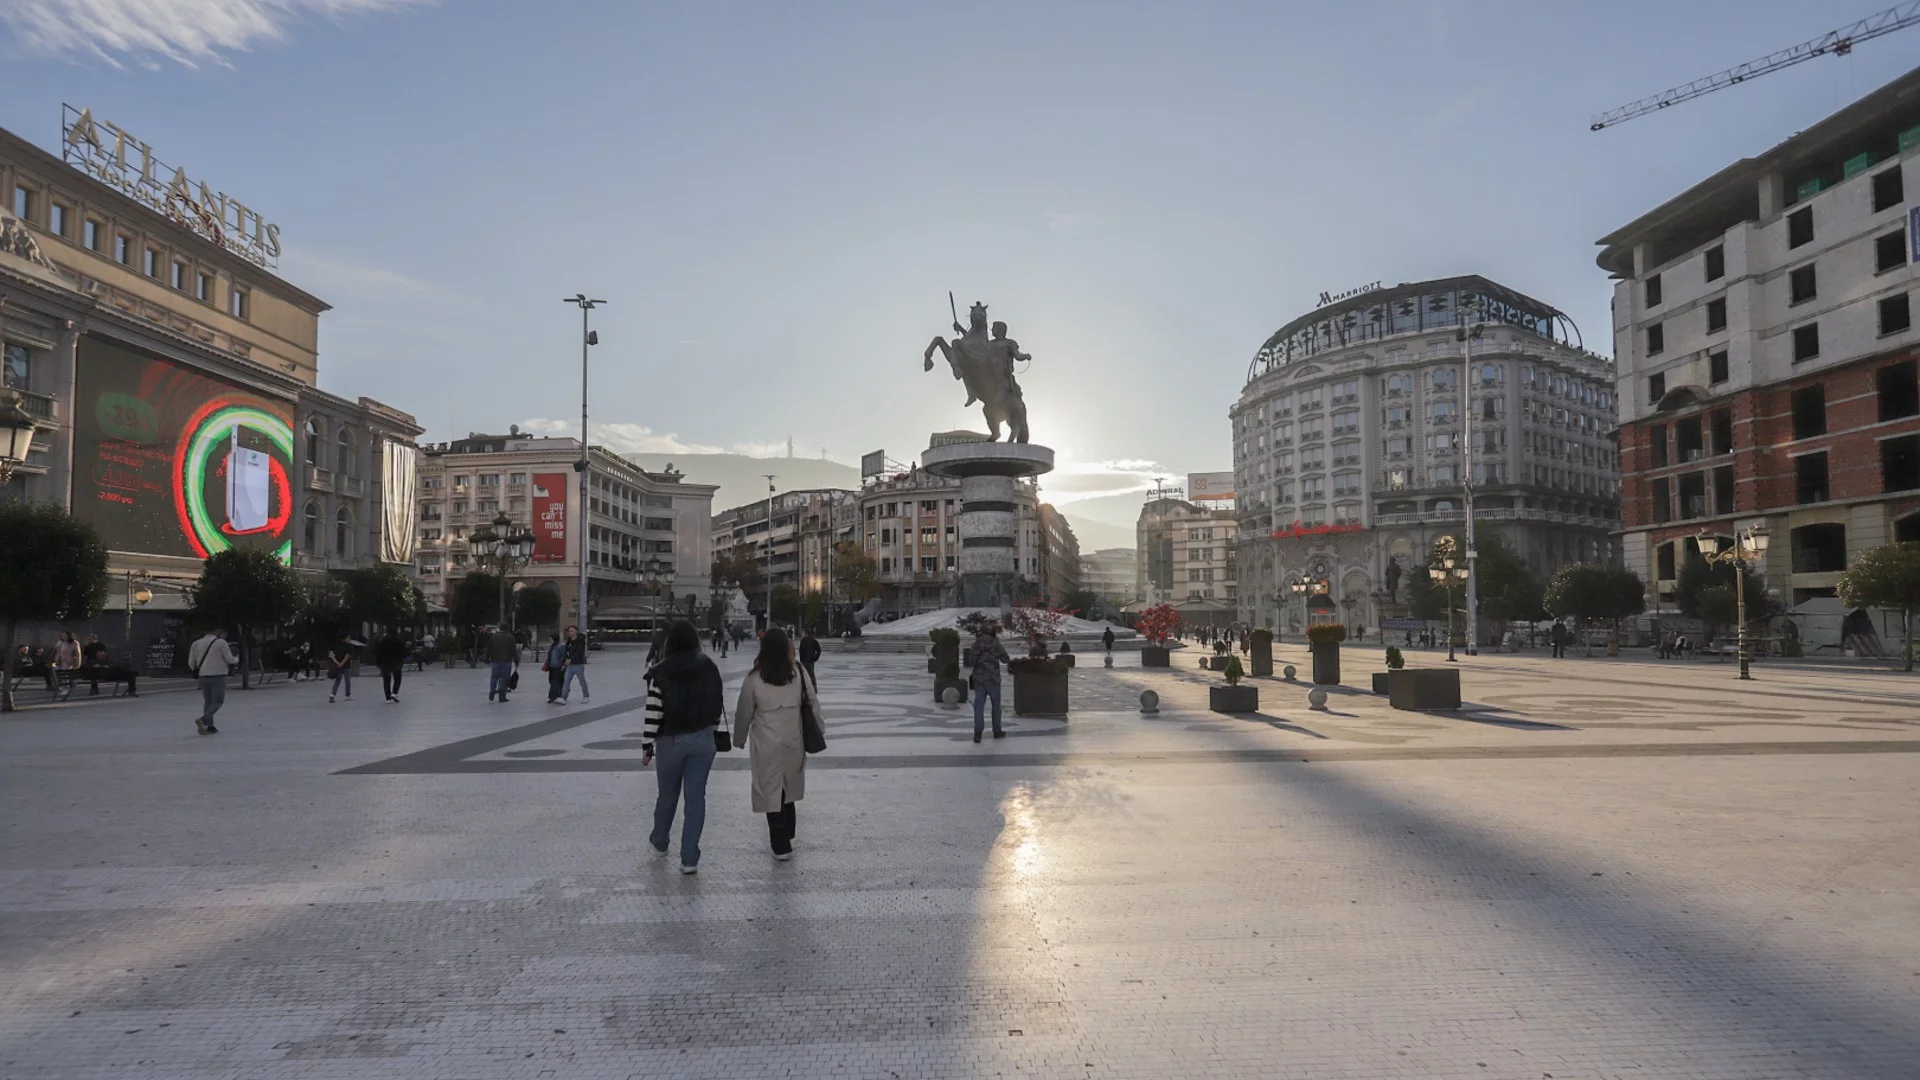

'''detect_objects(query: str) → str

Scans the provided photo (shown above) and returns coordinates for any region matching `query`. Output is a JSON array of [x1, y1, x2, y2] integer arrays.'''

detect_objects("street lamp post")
[[0, 389, 40, 487], [1455, 299, 1485, 657], [123, 570, 152, 665], [562, 294, 603, 642], [1427, 555, 1470, 663], [1696, 524, 1771, 680], [762, 474, 777, 631], [468, 511, 537, 630]]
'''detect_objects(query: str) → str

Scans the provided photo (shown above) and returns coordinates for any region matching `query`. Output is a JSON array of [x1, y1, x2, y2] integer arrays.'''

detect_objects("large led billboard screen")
[[72, 335, 296, 561]]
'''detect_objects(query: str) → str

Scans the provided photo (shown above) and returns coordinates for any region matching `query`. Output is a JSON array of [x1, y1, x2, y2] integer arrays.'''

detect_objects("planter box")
[[1371, 672, 1390, 695], [1388, 668, 1460, 711], [1310, 643, 1342, 686], [1205, 655, 1231, 671], [1141, 646, 1171, 668], [1012, 671, 1069, 716], [1056, 653, 1077, 668], [933, 676, 969, 704], [1250, 638, 1273, 677], [1209, 685, 1259, 713]]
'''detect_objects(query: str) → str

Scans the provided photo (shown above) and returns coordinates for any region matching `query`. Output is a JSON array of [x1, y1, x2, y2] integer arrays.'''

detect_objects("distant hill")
[[623, 452, 862, 513], [1063, 514, 1135, 553]]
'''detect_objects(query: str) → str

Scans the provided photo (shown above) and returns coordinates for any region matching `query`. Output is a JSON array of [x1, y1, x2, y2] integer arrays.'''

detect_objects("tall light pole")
[[1427, 537, 1470, 663], [562, 295, 603, 639], [1456, 298, 1485, 657], [1697, 524, 1770, 680], [468, 510, 536, 629], [762, 474, 777, 630]]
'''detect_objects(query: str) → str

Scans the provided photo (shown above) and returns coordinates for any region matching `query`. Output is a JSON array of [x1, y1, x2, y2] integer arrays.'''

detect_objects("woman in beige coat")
[[733, 628, 820, 860]]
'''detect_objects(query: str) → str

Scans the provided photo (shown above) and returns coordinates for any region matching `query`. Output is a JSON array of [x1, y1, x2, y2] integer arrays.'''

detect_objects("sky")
[[3, 0, 1916, 529]]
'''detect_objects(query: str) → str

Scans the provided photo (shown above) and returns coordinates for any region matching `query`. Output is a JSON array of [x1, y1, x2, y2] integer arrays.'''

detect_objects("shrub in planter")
[[1249, 628, 1273, 676], [1307, 623, 1346, 685], [1134, 603, 1181, 668], [1384, 645, 1405, 670], [1008, 655, 1069, 716], [1210, 655, 1259, 712]]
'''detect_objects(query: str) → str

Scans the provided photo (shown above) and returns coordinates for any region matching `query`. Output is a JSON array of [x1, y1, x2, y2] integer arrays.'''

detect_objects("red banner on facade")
[[532, 472, 569, 563], [1272, 521, 1364, 540]]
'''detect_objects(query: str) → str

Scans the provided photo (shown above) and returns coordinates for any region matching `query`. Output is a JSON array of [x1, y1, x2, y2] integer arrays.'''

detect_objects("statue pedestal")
[[922, 441, 1054, 609]]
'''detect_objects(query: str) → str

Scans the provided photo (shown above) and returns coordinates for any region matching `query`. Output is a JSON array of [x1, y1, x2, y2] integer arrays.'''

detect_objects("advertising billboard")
[[72, 335, 295, 560], [531, 472, 569, 563], [1188, 471, 1235, 501]]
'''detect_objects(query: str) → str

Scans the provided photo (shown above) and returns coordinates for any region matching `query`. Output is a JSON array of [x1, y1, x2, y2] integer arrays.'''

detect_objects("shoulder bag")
[[799, 671, 826, 754]]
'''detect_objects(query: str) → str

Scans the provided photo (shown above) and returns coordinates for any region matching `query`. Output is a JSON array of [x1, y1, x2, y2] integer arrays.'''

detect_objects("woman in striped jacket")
[[640, 620, 726, 873]]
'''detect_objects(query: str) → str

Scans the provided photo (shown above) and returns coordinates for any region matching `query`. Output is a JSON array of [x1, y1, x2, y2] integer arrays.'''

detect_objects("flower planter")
[[1209, 685, 1259, 713], [1057, 653, 1077, 668], [1309, 643, 1341, 686], [1371, 672, 1390, 695], [1205, 655, 1231, 671], [1012, 671, 1069, 716], [1141, 646, 1171, 668], [1387, 668, 1460, 711]]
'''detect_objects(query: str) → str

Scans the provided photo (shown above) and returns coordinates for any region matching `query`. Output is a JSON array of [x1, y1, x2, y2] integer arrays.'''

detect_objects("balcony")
[[307, 467, 334, 493], [343, 475, 365, 497], [14, 388, 57, 421]]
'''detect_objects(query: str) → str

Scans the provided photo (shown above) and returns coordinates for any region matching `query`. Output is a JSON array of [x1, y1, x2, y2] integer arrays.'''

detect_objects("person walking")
[[486, 624, 518, 702], [641, 620, 725, 873], [1102, 625, 1115, 656], [52, 630, 81, 701], [797, 627, 821, 684], [561, 624, 590, 703], [187, 627, 235, 735], [326, 634, 355, 702], [374, 631, 407, 702], [734, 627, 819, 861], [968, 623, 1011, 743], [1549, 621, 1567, 660], [544, 631, 566, 703]]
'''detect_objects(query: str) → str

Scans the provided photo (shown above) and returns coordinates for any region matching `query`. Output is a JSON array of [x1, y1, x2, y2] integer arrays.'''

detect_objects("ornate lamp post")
[[468, 510, 537, 629], [122, 570, 152, 664], [1696, 524, 1770, 680], [1427, 554, 1470, 663], [0, 389, 40, 486]]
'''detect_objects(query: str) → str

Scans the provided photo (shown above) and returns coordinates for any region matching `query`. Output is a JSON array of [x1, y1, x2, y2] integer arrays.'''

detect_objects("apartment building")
[[711, 488, 859, 610], [858, 463, 1043, 616], [1136, 497, 1238, 626]]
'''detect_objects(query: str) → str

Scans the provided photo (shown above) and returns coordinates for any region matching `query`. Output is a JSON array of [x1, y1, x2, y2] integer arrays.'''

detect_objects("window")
[[1331, 379, 1358, 404], [1710, 408, 1734, 456], [1332, 440, 1361, 466], [1478, 362, 1501, 386], [196, 272, 212, 302], [1657, 542, 1678, 581], [1429, 401, 1456, 424], [1480, 396, 1501, 422], [335, 426, 355, 475], [1873, 165, 1904, 212], [303, 418, 322, 464], [1431, 368, 1457, 391], [1791, 523, 1847, 573], [1273, 450, 1293, 474], [1877, 230, 1907, 273], [1298, 417, 1323, 441], [1792, 324, 1820, 362], [1301, 477, 1325, 499], [82, 219, 100, 250], [1646, 323, 1664, 355], [1299, 446, 1325, 470], [1786, 206, 1812, 248], [1331, 409, 1359, 436], [1425, 432, 1454, 453], [920, 556, 937, 573], [170, 261, 186, 290], [11, 185, 30, 219], [1705, 297, 1727, 334], [1, 343, 28, 389], [1298, 388, 1323, 411], [50, 203, 67, 237], [451, 501, 467, 515], [1652, 477, 1671, 523], [509, 472, 527, 485], [1881, 294, 1911, 336], [1791, 385, 1826, 439], [1383, 374, 1406, 396], [1879, 360, 1919, 420], [477, 498, 497, 512], [420, 502, 442, 521], [1678, 473, 1706, 519], [1713, 464, 1735, 515], [1677, 416, 1704, 462], [1788, 265, 1816, 304], [1704, 245, 1725, 282], [336, 508, 353, 558], [1428, 464, 1457, 485], [1332, 471, 1362, 497], [1795, 453, 1829, 504], [1644, 274, 1662, 307], [304, 502, 320, 551], [143, 249, 158, 277], [880, 528, 892, 545], [1883, 434, 1920, 493], [1385, 436, 1409, 457], [1384, 406, 1407, 427], [230, 288, 249, 320], [1709, 349, 1729, 384], [1648, 372, 1666, 402], [478, 473, 500, 486], [114, 235, 130, 264], [1650, 423, 1669, 468]]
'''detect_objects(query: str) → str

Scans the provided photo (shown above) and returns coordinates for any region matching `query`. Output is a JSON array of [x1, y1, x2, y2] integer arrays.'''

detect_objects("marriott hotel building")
[[1228, 276, 1620, 634]]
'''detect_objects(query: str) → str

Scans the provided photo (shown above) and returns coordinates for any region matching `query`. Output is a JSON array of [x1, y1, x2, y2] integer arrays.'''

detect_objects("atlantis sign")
[[60, 105, 281, 269]]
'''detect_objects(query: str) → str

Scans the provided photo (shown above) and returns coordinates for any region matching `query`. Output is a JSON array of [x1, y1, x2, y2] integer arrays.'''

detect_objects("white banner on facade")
[[381, 441, 418, 563]]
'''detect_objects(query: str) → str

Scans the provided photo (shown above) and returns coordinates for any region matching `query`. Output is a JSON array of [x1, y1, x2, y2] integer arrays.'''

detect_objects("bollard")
[[1307, 687, 1328, 711], [1139, 689, 1159, 715], [1103, 654, 1113, 668], [939, 686, 961, 711], [1282, 664, 1297, 682]]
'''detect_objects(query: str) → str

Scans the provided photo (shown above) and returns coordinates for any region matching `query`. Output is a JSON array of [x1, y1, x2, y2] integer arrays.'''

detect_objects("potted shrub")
[[1007, 607, 1072, 716], [1249, 628, 1273, 676], [929, 627, 966, 703], [1306, 623, 1346, 685], [1387, 664, 1461, 710], [1372, 644, 1405, 694], [1135, 603, 1181, 667], [1209, 655, 1258, 713]]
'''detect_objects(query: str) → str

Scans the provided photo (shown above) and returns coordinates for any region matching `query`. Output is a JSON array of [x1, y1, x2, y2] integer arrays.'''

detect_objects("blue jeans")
[[562, 664, 589, 701], [330, 668, 351, 697], [650, 728, 718, 866], [489, 661, 514, 697], [972, 681, 1003, 737], [198, 675, 226, 719]]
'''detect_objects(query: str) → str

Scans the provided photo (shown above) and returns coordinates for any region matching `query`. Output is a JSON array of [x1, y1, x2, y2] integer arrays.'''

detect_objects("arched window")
[[304, 418, 322, 465], [335, 507, 353, 558], [303, 501, 320, 552], [336, 426, 355, 476]]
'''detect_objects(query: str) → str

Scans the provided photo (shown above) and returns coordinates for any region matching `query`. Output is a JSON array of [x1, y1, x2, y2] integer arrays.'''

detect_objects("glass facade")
[[1247, 277, 1563, 382]]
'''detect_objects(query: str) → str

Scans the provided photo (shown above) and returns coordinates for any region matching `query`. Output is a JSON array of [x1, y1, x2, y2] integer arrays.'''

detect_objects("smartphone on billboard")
[[226, 428, 272, 534]]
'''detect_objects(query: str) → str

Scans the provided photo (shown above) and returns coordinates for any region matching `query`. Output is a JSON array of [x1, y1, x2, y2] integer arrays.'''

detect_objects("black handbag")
[[800, 671, 826, 754], [715, 705, 733, 753], [507, 669, 520, 691]]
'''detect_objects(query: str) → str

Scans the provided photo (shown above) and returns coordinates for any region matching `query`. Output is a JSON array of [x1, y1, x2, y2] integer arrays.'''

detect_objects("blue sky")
[[3, 0, 1916, 522]]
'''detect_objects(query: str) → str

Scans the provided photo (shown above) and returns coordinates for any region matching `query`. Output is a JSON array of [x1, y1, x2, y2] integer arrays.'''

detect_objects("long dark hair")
[[754, 627, 795, 686], [664, 620, 701, 658]]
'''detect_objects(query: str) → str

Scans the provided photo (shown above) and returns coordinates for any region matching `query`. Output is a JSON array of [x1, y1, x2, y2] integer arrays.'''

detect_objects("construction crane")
[[1590, 1, 1920, 131]]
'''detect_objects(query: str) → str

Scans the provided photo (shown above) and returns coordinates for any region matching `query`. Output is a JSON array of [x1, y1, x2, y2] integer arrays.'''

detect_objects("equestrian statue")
[[922, 296, 1031, 443]]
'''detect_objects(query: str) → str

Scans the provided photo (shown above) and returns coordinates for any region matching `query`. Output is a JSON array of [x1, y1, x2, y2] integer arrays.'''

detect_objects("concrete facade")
[[710, 488, 858, 613], [857, 463, 1043, 617], [1136, 497, 1238, 625]]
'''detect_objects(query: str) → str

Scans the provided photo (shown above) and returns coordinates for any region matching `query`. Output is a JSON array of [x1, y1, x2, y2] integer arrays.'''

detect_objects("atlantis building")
[[1229, 276, 1619, 633]]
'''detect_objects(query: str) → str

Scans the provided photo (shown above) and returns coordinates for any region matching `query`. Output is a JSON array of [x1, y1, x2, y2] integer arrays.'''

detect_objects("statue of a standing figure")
[[924, 298, 1031, 442]]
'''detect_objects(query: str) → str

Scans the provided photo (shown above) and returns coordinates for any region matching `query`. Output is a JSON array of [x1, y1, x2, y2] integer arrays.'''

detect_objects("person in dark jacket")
[[1101, 626, 1115, 654], [374, 632, 407, 702], [641, 620, 725, 873], [560, 624, 590, 703], [486, 625, 518, 701], [544, 631, 566, 703], [968, 626, 1012, 743], [327, 635, 354, 703], [797, 628, 821, 683]]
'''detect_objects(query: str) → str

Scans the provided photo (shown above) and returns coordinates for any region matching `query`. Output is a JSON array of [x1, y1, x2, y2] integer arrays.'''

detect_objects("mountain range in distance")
[[621, 451, 1139, 553]]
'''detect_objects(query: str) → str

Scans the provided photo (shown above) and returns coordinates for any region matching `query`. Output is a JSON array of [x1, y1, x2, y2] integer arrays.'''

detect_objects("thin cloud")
[[279, 248, 454, 300], [1041, 457, 1170, 506], [519, 418, 796, 460], [1, 0, 426, 68]]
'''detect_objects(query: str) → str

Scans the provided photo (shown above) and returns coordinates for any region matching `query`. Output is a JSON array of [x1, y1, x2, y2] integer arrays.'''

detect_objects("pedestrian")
[[52, 630, 81, 701], [485, 624, 518, 702], [374, 630, 406, 702], [80, 634, 108, 695], [798, 627, 821, 684], [968, 622, 1011, 743], [733, 626, 819, 861], [561, 624, 590, 703], [187, 627, 235, 735], [544, 631, 566, 703], [1102, 626, 1115, 654], [1550, 621, 1567, 659], [326, 634, 355, 702], [641, 620, 725, 873]]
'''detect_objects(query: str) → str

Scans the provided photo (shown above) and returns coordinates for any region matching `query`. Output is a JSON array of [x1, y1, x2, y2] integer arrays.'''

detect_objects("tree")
[[1473, 534, 1544, 624], [1133, 602, 1182, 645], [190, 548, 304, 689], [802, 590, 824, 632], [1405, 560, 1443, 621], [1543, 563, 1646, 656], [711, 543, 763, 598], [1694, 584, 1739, 643], [1061, 588, 1102, 619], [343, 563, 417, 632], [1007, 606, 1073, 658], [0, 502, 110, 712], [1676, 558, 1776, 625], [1838, 541, 1920, 671], [516, 583, 562, 633], [449, 571, 503, 632], [831, 541, 879, 601], [769, 584, 802, 626]]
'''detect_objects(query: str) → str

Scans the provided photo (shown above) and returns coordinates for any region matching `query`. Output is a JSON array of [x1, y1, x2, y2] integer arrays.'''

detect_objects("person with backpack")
[[641, 621, 726, 873], [543, 631, 566, 703], [734, 627, 820, 861]]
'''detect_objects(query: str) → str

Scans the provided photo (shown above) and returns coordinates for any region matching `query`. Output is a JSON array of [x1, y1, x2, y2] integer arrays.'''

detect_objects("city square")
[[3, 645, 1917, 1079]]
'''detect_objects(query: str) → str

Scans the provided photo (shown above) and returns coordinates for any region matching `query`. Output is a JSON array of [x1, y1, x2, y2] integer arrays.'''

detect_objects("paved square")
[[3, 644, 1917, 1079]]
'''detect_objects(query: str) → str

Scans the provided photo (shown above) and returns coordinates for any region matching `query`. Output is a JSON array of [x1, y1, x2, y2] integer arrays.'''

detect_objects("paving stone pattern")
[[3, 643, 1917, 1078]]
